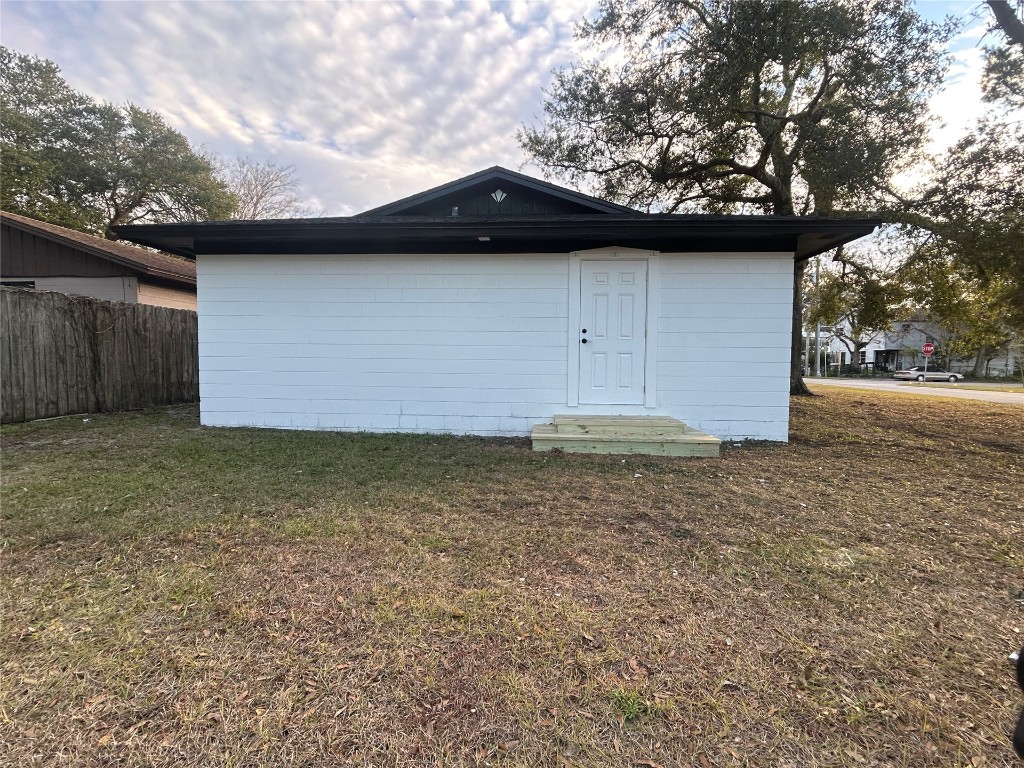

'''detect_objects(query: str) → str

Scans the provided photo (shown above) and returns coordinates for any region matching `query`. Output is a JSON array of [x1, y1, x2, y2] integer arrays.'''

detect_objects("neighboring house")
[[822, 317, 1019, 376], [1, 211, 197, 310], [817, 318, 903, 371], [116, 166, 878, 441]]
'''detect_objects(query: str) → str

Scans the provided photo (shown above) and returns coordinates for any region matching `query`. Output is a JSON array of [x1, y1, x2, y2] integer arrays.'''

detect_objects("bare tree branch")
[[216, 156, 323, 220]]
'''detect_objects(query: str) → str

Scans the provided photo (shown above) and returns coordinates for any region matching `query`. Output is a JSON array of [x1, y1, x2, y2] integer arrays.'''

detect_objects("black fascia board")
[[113, 215, 880, 261], [357, 166, 638, 216]]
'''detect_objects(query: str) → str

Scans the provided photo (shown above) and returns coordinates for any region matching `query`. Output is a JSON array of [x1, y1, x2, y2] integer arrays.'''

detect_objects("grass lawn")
[[2, 390, 1022, 767]]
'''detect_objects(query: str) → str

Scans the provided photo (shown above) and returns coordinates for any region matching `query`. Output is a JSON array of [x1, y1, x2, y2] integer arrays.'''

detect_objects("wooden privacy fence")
[[1, 287, 198, 423]]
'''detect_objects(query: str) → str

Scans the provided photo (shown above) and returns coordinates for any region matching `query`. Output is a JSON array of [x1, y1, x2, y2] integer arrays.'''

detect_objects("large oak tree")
[[519, 0, 954, 394], [1, 47, 235, 238]]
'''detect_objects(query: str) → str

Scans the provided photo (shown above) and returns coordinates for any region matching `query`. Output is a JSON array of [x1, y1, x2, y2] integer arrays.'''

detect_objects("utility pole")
[[805, 328, 811, 377], [814, 257, 821, 377]]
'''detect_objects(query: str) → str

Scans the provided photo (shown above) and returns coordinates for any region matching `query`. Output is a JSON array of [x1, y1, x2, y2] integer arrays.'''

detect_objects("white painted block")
[[656, 345, 789, 364], [197, 250, 796, 441]]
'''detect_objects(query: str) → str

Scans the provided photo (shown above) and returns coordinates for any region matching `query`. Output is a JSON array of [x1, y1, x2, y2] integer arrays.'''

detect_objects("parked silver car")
[[893, 366, 962, 383]]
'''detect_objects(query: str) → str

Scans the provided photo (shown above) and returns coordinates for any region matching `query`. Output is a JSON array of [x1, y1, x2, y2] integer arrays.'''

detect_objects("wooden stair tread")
[[533, 425, 718, 442], [532, 417, 721, 457], [552, 415, 685, 426]]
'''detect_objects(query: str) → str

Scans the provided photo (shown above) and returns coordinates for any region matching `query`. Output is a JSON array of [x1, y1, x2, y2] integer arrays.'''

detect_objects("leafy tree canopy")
[[899, 3, 1024, 336], [520, 0, 955, 217], [0, 47, 235, 237], [899, 241, 1016, 373], [0, 47, 97, 230], [982, 43, 1024, 110]]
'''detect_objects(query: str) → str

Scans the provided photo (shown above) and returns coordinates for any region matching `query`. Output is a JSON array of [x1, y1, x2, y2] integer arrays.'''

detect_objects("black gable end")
[[396, 179, 606, 217], [359, 166, 638, 217]]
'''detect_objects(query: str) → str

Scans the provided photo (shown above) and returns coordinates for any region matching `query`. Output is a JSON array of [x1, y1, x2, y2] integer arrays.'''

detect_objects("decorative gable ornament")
[[491, 189, 507, 203]]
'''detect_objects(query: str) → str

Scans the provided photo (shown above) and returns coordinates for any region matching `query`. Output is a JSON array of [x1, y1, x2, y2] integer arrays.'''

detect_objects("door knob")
[[581, 339, 588, 344]]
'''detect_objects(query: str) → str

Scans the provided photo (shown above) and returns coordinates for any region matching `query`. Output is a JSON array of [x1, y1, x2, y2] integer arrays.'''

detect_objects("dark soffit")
[[113, 214, 881, 263]]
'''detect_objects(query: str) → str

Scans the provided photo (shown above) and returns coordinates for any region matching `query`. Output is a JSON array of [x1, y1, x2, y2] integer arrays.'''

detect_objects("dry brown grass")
[[2, 390, 1022, 767]]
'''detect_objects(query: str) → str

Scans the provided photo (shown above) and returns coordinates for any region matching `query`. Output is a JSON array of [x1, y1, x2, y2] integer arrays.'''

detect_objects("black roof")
[[2, 209, 196, 287], [112, 168, 880, 262]]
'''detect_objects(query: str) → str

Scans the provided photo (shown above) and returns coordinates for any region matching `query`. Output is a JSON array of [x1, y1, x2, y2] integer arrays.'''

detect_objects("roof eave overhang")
[[113, 218, 881, 261]]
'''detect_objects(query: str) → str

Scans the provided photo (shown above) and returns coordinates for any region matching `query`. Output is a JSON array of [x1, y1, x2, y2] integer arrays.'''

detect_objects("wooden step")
[[533, 416, 720, 457], [552, 415, 686, 434]]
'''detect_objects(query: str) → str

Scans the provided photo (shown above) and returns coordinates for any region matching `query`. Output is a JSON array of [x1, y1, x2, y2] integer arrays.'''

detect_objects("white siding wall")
[[198, 254, 570, 435], [657, 253, 793, 441], [198, 251, 794, 440]]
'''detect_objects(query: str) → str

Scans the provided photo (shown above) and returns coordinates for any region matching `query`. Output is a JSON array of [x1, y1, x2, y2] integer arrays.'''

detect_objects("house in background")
[[1, 211, 197, 310], [822, 316, 1019, 377], [116, 166, 879, 445]]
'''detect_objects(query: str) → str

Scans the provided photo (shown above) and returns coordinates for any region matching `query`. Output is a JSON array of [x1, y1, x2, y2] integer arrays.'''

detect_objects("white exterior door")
[[578, 259, 648, 405]]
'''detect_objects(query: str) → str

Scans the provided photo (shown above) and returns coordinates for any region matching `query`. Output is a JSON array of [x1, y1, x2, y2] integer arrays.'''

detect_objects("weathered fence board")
[[1, 287, 199, 423]]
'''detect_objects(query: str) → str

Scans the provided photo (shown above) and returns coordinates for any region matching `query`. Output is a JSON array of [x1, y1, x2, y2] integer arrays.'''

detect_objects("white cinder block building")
[[117, 167, 877, 442]]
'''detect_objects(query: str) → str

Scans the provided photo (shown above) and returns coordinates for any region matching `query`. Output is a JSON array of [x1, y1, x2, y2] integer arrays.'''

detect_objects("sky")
[[0, 0, 1002, 216]]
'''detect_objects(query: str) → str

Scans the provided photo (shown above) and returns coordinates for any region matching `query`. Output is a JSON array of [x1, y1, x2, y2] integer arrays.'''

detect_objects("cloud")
[[2, 0, 1007, 215], [1, 0, 595, 215], [926, 25, 990, 153]]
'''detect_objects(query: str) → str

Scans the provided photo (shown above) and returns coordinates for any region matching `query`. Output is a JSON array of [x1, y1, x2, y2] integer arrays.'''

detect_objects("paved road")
[[807, 377, 1024, 406]]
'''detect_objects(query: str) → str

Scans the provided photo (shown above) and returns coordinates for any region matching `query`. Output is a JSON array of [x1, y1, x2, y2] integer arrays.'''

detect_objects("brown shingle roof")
[[1, 210, 196, 285]]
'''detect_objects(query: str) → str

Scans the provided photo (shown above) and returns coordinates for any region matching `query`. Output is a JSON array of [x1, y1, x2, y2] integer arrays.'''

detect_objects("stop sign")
[[922, 342, 935, 356]]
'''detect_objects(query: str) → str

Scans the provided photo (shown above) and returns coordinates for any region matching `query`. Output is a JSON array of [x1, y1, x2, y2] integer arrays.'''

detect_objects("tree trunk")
[[972, 345, 992, 377], [848, 343, 863, 373], [791, 259, 812, 395], [987, 0, 1024, 46]]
